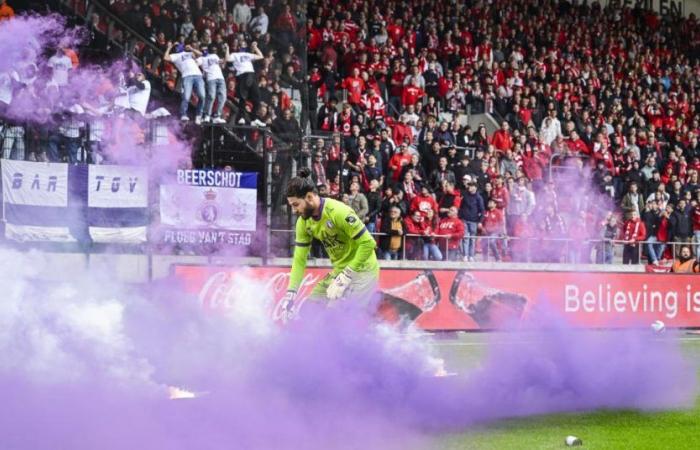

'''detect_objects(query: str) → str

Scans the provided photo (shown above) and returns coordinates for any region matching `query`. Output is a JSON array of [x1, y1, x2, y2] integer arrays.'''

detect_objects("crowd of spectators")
[[100, 0, 307, 130], [302, 0, 700, 264]]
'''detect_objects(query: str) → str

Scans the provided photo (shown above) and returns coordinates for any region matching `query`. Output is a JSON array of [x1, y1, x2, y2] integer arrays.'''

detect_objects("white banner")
[[159, 184, 257, 231], [88, 164, 148, 208], [2, 159, 68, 207]]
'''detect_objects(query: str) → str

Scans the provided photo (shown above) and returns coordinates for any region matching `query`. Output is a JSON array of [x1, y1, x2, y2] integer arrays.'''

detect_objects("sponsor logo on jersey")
[[345, 215, 357, 224]]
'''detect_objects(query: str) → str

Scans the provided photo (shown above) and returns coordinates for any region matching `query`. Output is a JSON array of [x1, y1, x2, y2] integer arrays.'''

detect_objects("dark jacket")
[[672, 209, 693, 240], [641, 209, 660, 239], [459, 190, 485, 223], [379, 216, 404, 253]]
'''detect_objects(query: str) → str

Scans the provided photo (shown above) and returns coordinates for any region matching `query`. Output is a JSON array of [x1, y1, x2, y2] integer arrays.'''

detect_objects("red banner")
[[172, 265, 700, 330]]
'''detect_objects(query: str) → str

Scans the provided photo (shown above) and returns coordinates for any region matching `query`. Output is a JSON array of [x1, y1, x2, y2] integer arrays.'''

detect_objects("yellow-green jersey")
[[288, 197, 379, 292]]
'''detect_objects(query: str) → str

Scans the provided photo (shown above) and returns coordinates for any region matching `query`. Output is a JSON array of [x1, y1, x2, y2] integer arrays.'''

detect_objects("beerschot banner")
[[172, 265, 700, 330], [158, 169, 257, 246]]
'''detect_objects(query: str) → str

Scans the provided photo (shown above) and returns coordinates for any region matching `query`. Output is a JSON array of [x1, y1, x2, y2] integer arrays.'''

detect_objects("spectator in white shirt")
[[249, 6, 269, 35], [125, 71, 151, 116], [47, 48, 73, 87], [195, 44, 227, 123], [225, 41, 263, 112], [164, 42, 206, 123]]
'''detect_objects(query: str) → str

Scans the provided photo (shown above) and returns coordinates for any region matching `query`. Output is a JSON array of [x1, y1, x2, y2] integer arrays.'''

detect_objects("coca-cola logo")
[[197, 269, 321, 321]]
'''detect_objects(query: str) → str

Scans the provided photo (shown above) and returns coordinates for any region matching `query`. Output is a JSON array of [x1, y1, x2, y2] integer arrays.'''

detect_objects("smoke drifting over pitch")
[[0, 12, 696, 450], [0, 247, 695, 450]]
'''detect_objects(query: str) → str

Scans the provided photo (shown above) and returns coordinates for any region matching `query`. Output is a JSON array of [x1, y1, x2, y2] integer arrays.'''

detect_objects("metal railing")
[[269, 227, 693, 265]]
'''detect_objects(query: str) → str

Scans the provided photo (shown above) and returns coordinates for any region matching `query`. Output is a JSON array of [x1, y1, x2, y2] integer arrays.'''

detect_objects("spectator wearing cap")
[[164, 42, 206, 123], [459, 181, 484, 262]]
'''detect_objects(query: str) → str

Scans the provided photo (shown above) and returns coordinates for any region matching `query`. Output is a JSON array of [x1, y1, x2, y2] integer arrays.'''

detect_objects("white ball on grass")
[[565, 435, 583, 446], [651, 320, 666, 333]]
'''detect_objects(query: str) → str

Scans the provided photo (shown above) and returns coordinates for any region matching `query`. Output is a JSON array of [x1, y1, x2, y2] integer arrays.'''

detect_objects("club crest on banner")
[[199, 189, 219, 225]]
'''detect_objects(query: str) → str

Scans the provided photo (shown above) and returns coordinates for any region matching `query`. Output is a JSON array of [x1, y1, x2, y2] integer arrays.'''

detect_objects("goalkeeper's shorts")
[[310, 269, 379, 303]]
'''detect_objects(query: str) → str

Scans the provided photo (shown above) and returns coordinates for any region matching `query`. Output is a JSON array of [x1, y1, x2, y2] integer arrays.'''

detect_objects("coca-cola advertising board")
[[172, 265, 700, 330]]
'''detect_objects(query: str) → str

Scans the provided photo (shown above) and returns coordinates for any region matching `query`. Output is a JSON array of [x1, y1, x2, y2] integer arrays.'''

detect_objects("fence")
[[269, 228, 691, 266]]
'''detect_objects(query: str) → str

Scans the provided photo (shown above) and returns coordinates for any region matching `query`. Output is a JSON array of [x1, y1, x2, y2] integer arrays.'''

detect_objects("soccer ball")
[[651, 320, 666, 333]]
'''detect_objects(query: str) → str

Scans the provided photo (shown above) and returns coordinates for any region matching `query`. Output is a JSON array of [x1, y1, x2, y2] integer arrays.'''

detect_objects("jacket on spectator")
[[482, 208, 505, 235], [409, 192, 439, 217], [671, 209, 692, 240], [490, 186, 509, 210], [621, 192, 645, 220], [379, 215, 404, 254], [621, 218, 647, 243], [642, 209, 660, 239], [459, 190, 485, 223], [348, 192, 369, 221], [437, 216, 465, 250]]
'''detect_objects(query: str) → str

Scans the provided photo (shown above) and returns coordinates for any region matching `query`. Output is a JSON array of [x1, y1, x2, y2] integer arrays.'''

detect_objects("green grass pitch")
[[429, 333, 700, 450]]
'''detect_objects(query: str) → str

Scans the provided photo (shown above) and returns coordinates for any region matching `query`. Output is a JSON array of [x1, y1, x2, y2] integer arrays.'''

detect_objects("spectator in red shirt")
[[490, 176, 510, 211], [621, 210, 647, 264], [342, 67, 365, 108], [491, 121, 513, 152], [437, 207, 465, 261], [401, 78, 425, 108], [481, 198, 505, 261], [410, 185, 439, 218], [388, 142, 413, 182]]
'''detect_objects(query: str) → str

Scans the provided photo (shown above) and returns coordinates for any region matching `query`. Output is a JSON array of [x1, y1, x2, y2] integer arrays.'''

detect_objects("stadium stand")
[[2, 0, 700, 267], [304, 0, 700, 265]]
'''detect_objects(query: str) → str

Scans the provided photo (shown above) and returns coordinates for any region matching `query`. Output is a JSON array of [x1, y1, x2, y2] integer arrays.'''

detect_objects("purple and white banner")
[[1, 159, 76, 242], [1, 159, 149, 243], [87, 164, 149, 244], [159, 169, 257, 246]]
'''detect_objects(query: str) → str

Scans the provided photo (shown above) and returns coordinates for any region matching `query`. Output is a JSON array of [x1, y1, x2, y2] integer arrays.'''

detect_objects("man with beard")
[[281, 168, 379, 320], [671, 245, 700, 273]]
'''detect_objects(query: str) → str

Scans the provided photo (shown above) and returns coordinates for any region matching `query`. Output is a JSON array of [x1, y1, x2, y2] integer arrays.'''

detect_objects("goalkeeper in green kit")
[[281, 168, 380, 320]]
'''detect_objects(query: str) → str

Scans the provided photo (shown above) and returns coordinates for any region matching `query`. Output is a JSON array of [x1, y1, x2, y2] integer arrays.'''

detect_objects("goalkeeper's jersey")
[[288, 197, 379, 291]]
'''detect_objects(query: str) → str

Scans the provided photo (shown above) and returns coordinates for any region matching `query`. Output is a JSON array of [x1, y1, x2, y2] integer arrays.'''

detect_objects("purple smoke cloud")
[[0, 250, 695, 450]]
